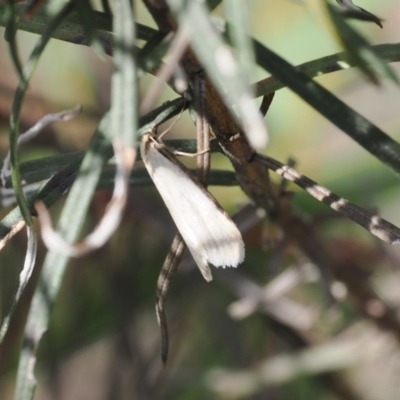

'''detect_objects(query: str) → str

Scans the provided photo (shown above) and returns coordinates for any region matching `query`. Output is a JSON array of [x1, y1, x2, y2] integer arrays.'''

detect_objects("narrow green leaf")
[[98, 168, 238, 189], [101, 0, 112, 16], [111, 0, 137, 147], [0, 226, 37, 343], [207, 0, 223, 10], [223, 0, 255, 87], [0, 160, 81, 246], [71, 0, 104, 56], [255, 43, 400, 96], [137, 31, 169, 76], [336, 0, 383, 27], [252, 39, 400, 176], [9, 1, 74, 228], [0, 4, 158, 53], [3, 152, 83, 188], [4, 1, 24, 81], [326, 1, 398, 85]]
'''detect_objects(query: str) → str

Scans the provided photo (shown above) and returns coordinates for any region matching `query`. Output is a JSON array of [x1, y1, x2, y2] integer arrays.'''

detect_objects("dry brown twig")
[[155, 74, 211, 364]]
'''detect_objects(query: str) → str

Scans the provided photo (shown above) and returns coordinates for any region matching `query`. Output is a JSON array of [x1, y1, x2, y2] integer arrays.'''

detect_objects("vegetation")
[[1, 1, 400, 399]]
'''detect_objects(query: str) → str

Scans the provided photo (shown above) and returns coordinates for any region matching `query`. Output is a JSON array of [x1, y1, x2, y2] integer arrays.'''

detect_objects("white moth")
[[141, 132, 245, 282]]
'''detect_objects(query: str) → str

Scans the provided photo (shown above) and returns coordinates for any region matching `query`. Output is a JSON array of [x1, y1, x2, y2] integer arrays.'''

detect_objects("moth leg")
[[173, 148, 210, 158], [158, 100, 187, 141]]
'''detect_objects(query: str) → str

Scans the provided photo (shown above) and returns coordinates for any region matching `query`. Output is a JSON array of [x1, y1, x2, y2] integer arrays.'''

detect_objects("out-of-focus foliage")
[[0, 1, 400, 400], [326, 0, 398, 84]]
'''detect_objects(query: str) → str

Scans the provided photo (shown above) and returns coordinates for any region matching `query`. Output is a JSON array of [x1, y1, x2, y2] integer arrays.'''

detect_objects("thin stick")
[[259, 92, 275, 118], [140, 28, 188, 115], [195, 74, 211, 183], [158, 100, 186, 141], [154, 103, 187, 364], [256, 153, 400, 245], [155, 75, 211, 365], [1, 105, 82, 187], [155, 234, 186, 365]]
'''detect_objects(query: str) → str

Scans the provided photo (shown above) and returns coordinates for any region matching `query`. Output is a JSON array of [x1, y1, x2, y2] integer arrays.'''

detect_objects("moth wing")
[[142, 141, 244, 282]]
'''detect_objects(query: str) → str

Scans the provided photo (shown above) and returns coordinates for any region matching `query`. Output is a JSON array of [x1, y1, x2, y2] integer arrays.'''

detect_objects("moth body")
[[141, 133, 245, 281]]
